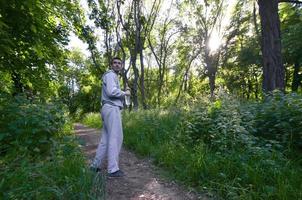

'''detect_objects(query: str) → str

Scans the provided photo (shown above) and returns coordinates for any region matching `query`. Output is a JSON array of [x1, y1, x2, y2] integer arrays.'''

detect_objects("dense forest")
[[1, 0, 301, 199]]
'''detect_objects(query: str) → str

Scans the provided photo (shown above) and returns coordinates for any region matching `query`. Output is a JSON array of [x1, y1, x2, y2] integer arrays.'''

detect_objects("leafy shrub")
[[123, 108, 184, 155], [0, 94, 105, 199], [121, 94, 302, 199], [183, 96, 262, 153], [81, 113, 102, 129], [251, 92, 302, 149], [0, 95, 66, 155], [82, 93, 302, 199], [0, 136, 105, 200]]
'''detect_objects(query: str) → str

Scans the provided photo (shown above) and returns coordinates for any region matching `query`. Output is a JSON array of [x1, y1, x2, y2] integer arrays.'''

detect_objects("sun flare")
[[208, 33, 221, 52]]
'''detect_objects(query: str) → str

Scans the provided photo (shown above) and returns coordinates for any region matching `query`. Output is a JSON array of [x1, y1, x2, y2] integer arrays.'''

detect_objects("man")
[[90, 57, 130, 177]]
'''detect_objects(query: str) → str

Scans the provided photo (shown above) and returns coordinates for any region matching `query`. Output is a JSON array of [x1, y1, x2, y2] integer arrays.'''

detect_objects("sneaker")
[[108, 170, 125, 178], [90, 166, 101, 173]]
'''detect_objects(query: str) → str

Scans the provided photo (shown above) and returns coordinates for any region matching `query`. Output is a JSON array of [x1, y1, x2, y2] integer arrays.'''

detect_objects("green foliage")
[[0, 95, 67, 155], [60, 48, 103, 116], [120, 94, 302, 199], [183, 97, 254, 151], [123, 109, 184, 156], [250, 92, 302, 149], [280, 4, 302, 92], [281, 4, 302, 64], [81, 113, 102, 129], [0, 136, 105, 200], [0, 95, 105, 199], [0, 0, 85, 97]]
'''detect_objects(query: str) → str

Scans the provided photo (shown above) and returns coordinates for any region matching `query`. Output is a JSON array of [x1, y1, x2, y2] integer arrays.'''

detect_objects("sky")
[[67, 0, 97, 58], [67, 0, 88, 57], [67, 0, 238, 58]]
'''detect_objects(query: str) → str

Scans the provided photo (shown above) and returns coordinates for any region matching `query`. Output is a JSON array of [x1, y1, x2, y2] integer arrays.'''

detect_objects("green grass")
[[0, 135, 105, 200], [121, 99, 302, 199], [82, 113, 102, 129], [0, 96, 105, 200], [80, 95, 302, 199]]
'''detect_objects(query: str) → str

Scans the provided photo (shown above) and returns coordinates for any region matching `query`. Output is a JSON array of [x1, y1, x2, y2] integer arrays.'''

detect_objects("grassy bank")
[[0, 96, 104, 200], [82, 94, 302, 199]]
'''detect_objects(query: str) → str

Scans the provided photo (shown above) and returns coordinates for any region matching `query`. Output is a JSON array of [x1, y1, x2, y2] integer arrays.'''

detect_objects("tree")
[[193, 0, 225, 99], [257, 0, 302, 93], [59, 48, 102, 114], [280, 4, 302, 92], [220, 1, 262, 99], [177, 0, 237, 99], [258, 0, 285, 92], [148, 0, 177, 107], [116, 0, 160, 109], [0, 0, 84, 98], [116, 0, 140, 110], [84, 0, 110, 72]]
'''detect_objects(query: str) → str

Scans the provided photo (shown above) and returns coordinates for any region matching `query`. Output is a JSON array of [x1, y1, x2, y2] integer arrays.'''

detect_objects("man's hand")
[[125, 87, 131, 96]]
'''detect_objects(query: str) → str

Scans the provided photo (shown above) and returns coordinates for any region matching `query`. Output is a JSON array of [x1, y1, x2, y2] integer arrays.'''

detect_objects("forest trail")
[[74, 123, 210, 200]]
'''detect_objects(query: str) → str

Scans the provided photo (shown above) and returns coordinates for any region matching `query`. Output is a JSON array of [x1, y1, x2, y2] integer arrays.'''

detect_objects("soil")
[[74, 123, 211, 200]]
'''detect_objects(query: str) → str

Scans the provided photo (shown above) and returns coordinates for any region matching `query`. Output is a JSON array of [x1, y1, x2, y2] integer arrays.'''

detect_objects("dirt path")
[[75, 123, 210, 200]]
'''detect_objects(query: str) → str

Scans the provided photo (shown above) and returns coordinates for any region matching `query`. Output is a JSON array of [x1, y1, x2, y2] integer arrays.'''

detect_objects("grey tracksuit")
[[92, 70, 125, 173]]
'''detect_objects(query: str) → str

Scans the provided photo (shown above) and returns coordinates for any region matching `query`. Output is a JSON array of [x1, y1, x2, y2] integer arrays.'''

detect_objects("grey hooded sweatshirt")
[[101, 70, 125, 109]]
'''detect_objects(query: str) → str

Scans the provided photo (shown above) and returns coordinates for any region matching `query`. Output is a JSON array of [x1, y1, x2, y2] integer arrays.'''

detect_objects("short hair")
[[111, 57, 122, 64]]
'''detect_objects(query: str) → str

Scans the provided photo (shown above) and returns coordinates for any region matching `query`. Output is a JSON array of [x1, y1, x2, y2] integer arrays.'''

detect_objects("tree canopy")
[[0, 0, 301, 107]]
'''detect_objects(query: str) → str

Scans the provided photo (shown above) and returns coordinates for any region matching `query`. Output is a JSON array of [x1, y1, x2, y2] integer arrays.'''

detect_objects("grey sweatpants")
[[91, 104, 123, 173]]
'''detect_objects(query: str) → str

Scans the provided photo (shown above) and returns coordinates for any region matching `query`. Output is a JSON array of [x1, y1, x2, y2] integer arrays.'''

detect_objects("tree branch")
[[279, 0, 302, 4], [148, 36, 161, 67]]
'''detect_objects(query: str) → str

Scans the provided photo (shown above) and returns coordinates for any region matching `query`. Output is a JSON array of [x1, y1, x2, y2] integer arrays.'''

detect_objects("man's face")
[[111, 59, 123, 73]]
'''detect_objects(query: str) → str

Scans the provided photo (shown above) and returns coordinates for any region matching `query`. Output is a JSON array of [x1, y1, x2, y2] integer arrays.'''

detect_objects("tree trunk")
[[209, 71, 216, 99], [292, 62, 301, 92], [132, 0, 140, 110], [253, 69, 259, 99], [11, 71, 23, 95], [258, 0, 285, 93], [105, 29, 112, 64], [205, 47, 217, 99], [131, 52, 139, 110], [148, 18, 170, 108], [105, 0, 112, 63], [247, 78, 252, 99], [253, 2, 261, 44], [136, 0, 147, 109], [157, 68, 163, 107], [139, 50, 147, 109]]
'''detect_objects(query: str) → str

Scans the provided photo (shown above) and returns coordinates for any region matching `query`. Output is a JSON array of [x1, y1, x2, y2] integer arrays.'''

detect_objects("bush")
[[0, 136, 105, 200], [0, 95, 105, 199], [123, 108, 184, 156], [81, 94, 302, 199], [81, 113, 102, 129], [251, 92, 302, 149], [121, 94, 302, 199], [0, 95, 66, 155], [183, 97, 253, 151]]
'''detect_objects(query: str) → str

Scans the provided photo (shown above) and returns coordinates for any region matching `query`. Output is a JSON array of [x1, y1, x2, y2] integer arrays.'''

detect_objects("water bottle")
[[125, 95, 130, 106]]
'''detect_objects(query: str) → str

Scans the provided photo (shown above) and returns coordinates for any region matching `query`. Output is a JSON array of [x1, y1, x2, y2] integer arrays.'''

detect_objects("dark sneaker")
[[90, 166, 101, 173], [108, 170, 125, 178]]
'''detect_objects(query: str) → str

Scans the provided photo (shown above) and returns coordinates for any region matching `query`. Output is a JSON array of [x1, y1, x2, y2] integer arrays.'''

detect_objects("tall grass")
[[122, 95, 302, 200], [82, 113, 102, 129], [0, 137, 105, 200], [80, 94, 302, 199], [0, 95, 105, 200]]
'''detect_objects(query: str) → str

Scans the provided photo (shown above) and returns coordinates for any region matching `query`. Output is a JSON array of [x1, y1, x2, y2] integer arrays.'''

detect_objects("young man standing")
[[90, 57, 130, 177]]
